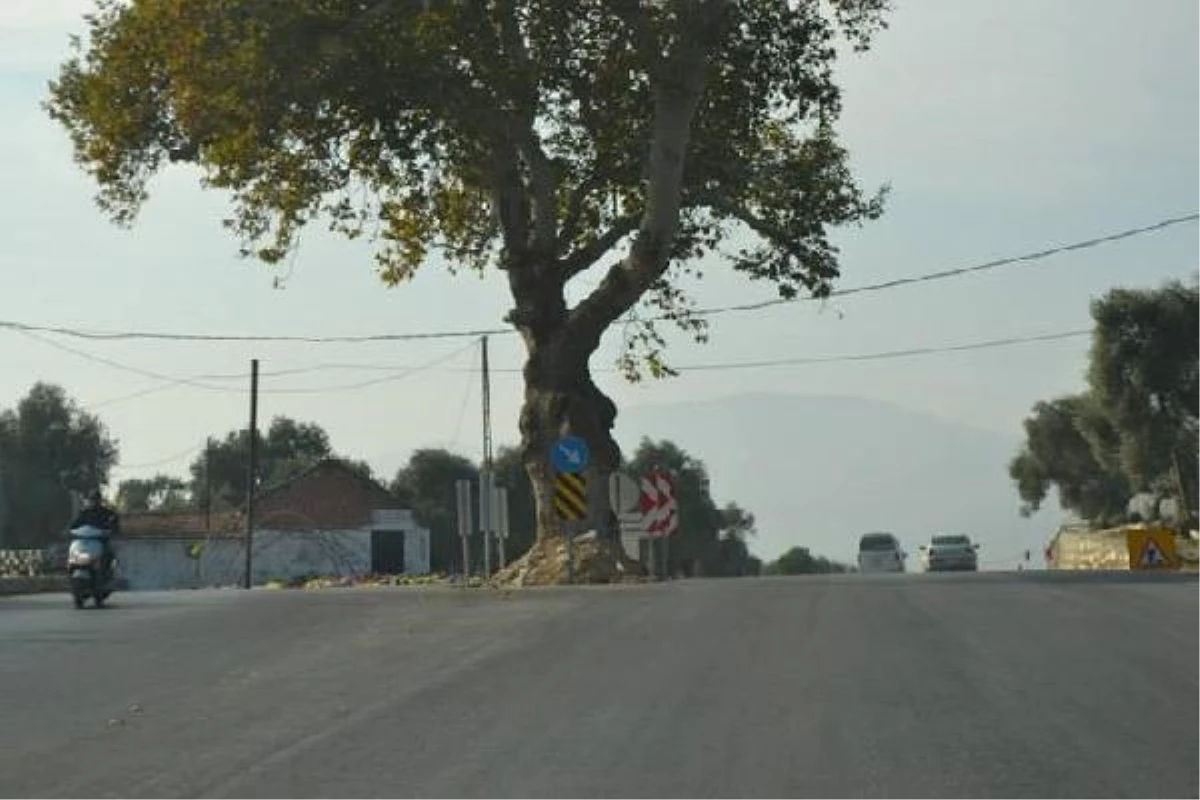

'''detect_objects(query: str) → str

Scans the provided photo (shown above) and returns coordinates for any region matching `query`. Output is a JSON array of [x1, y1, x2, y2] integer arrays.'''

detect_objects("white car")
[[857, 532, 906, 573], [920, 534, 979, 572]]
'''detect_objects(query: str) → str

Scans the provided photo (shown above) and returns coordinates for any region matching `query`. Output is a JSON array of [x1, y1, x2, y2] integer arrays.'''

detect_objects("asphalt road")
[[1, 572, 1196, 799]]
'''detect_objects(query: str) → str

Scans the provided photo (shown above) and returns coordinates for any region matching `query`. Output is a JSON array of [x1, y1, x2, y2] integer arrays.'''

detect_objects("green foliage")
[[1010, 281, 1199, 526], [188, 415, 334, 511], [1088, 280, 1198, 516], [1008, 394, 1132, 526], [47, 0, 888, 376], [116, 473, 190, 513], [765, 546, 850, 575], [0, 383, 119, 547], [627, 437, 760, 577], [391, 448, 479, 573], [386, 438, 759, 576]]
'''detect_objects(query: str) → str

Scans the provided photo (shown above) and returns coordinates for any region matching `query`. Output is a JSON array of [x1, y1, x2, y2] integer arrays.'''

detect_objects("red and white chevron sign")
[[639, 472, 678, 538]]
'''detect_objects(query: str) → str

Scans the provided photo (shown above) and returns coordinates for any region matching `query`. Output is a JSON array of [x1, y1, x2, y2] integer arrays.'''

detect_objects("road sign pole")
[[495, 486, 508, 569], [243, 359, 259, 590], [456, 479, 473, 580], [567, 525, 575, 584], [479, 469, 492, 578]]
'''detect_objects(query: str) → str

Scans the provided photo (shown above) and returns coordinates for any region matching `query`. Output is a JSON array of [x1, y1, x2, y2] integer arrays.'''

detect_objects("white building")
[[116, 459, 430, 590]]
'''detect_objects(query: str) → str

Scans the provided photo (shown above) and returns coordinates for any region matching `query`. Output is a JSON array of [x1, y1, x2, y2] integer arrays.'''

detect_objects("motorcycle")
[[67, 525, 115, 609]]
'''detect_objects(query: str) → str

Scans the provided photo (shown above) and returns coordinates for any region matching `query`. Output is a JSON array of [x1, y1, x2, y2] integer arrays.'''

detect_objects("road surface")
[[1, 572, 1196, 798]]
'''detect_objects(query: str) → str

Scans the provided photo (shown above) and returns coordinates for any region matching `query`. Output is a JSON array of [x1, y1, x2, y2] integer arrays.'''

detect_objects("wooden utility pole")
[[204, 437, 213, 531], [480, 336, 494, 577], [242, 359, 259, 590]]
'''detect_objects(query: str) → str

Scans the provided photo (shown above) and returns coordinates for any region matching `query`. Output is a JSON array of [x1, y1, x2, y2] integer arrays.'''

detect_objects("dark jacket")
[[71, 505, 120, 536]]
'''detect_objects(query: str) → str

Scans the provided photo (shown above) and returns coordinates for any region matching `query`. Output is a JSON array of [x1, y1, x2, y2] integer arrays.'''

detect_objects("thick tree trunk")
[[518, 331, 620, 544]]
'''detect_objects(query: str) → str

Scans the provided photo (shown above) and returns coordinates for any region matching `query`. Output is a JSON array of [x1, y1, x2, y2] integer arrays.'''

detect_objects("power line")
[[666, 329, 1092, 372], [15, 329, 239, 393], [0, 213, 1192, 344], [697, 212, 1199, 317], [257, 340, 478, 393], [113, 442, 207, 471], [36, 326, 1098, 399], [18, 330, 477, 398]]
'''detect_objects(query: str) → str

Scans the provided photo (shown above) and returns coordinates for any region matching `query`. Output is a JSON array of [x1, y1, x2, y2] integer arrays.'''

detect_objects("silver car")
[[920, 534, 979, 572], [858, 532, 907, 574]]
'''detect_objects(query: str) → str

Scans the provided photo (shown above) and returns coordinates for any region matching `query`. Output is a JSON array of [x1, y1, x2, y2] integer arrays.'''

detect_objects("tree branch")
[[565, 1, 728, 343], [511, 127, 558, 254], [688, 188, 799, 255], [492, 0, 556, 252], [562, 214, 640, 280], [557, 172, 605, 254]]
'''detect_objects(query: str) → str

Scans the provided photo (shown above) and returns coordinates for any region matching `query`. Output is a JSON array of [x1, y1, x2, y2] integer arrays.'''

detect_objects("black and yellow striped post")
[[552, 471, 589, 584], [553, 472, 588, 522]]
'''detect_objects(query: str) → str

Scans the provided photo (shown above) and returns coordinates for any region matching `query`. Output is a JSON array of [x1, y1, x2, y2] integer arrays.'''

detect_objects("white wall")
[[115, 526, 431, 591], [404, 528, 431, 575]]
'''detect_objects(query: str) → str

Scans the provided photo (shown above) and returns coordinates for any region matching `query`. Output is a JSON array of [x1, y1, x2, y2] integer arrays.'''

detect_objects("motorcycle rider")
[[70, 489, 119, 577]]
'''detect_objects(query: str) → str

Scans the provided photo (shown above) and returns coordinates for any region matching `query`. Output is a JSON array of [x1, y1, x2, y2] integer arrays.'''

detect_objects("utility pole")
[[204, 437, 213, 532], [0, 459, 7, 548], [480, 335, 494, 577], [243, 359, 259, 590]]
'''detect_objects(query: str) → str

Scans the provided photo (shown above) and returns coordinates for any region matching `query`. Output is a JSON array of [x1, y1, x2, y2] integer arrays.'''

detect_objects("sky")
[[0, 0, 1197, 560]]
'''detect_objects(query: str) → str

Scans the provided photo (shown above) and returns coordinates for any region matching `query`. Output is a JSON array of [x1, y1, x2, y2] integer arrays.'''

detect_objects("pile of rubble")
[[263, 574, 454, 590], [491, 534, 649, 587]]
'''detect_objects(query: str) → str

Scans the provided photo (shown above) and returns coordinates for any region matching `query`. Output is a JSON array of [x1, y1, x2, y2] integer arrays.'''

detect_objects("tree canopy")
[[1008, 394, 1132, 526], [391, 448, 480, 573], [116, 473, 190, 513], [188, 415, 351, 511], [0, 383, 119, 547], [48, 0, 889, 551], [627, 437, 761, 577], [764, 546, 850, 575], [1009, 280, 1198, 526]]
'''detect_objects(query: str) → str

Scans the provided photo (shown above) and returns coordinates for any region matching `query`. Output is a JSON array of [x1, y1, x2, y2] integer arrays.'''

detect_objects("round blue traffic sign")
[[551, 436, 590, 474]]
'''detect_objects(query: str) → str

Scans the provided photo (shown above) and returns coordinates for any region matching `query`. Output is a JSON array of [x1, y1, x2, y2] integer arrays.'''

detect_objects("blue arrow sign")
[[551, 435, 590, 474]]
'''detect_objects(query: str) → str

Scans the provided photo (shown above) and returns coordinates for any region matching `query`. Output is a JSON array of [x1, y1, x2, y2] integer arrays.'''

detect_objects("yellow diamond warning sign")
[[1126, 527, 1178, 570]]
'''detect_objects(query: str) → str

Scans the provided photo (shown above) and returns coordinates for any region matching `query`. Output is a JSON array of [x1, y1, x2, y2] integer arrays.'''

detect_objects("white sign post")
[[493, 485, 509, 569], [455, 479, 473, 579]]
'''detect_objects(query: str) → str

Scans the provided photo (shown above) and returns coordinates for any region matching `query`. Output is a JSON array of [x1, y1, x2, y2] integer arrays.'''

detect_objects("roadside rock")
[[491, 536, 649, 587]]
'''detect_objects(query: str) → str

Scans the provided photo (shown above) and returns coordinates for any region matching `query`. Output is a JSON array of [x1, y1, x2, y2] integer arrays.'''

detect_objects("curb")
[[0, 576, 69, 596]]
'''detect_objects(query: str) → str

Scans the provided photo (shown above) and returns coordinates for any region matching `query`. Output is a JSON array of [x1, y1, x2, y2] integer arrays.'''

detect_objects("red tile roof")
[[118, 459, 405, 538]]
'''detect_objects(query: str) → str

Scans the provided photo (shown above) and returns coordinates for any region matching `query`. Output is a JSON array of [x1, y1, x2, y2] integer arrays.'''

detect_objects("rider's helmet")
[[84, 489, 103, 508]]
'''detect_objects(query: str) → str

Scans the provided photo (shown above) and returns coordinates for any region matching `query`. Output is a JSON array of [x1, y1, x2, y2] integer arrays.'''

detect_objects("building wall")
[[404, 528, 431, 575], [115, 527, 430, 591]]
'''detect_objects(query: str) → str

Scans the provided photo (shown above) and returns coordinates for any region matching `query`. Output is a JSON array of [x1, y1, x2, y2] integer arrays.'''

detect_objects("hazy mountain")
[[616, 393, 1058, 568]]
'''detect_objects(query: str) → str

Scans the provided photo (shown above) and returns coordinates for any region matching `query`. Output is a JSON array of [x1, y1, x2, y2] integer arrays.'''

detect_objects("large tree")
[[189, 415, 334, 511], [48, 0, 888, 555], [765, 545, 849, 575], [1088, 281, 1198, 520], [116, 473, 190, 513], [626, 437, 754, 576], [0, 383, 119, 548], [391, 448, 480, 573], [1008, 394, 1132, 527]]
